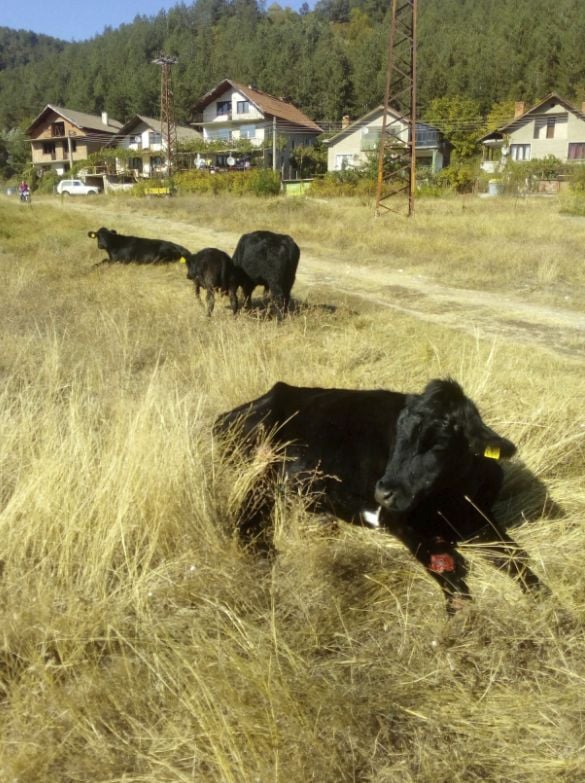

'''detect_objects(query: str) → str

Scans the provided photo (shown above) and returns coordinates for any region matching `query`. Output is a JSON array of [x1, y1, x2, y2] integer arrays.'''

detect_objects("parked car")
[[56, 179, 100, 196]]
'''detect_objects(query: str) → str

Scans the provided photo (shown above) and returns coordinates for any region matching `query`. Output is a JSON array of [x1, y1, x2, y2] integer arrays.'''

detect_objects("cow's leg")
[[193, 281, 203, 307], [422, 540, 471, 614], [241, 282, 254, 310], [205, 288, 215, 316], [229, 287, 239, 316], [395, 529, 471, 614], [233, 475, 278, 555], [478, 524, 548, 595], [269, 286, 287, 321]]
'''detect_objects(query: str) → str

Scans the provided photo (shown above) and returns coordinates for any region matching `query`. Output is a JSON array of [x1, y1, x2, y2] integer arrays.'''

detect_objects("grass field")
[[0, 192, 584, 782]]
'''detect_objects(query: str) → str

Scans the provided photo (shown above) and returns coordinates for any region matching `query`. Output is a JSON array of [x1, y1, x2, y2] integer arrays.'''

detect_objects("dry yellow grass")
[[0, 193, 584, 782]]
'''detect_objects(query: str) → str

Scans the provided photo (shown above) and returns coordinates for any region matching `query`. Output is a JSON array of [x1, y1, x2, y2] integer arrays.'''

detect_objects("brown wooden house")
[[26, 105, 123, 176]]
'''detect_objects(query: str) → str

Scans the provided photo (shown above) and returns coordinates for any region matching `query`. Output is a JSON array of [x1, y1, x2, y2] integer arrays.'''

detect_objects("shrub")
[[173, 169, 281, 197], [569, 164, 585, 192], [35, 170, 60, 194], [308, 171, 376, 198], [431, 160, 481, 193]]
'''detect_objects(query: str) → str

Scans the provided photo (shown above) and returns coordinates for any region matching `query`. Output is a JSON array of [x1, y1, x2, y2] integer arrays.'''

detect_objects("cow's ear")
[[88, 231, 96, 238], [111, 229, 118, 234], [470, 430, 516, 460]]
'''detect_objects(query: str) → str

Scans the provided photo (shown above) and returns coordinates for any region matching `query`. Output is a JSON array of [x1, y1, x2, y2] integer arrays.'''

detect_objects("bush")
[[569, 165, 585, 192], [308, 171, 376, 198], [432, 160, 480, 193], [173, 169, 281, 197], [34, 170, 60, 194]]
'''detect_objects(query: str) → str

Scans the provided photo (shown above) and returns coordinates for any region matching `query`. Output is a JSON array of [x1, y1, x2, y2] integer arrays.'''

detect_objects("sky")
[[1, 0, 310, 43]]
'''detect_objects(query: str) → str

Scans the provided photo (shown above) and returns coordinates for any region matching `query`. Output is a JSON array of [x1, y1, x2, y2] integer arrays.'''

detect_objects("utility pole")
[[152, 54, 178, 177], [375, 0, 418, 217], [272, 116, 277, 171], [67, 132, 74, 171]]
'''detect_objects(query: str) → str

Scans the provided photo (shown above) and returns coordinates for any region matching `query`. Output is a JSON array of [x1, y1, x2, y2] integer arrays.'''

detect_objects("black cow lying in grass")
[[181, 248, 251, 316], [88, 227, 190, 266], [215, 378, 548, 614], [232, 230, 300, 319]]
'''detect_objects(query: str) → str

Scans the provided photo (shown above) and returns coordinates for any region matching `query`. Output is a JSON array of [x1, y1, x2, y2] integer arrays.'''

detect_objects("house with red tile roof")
[[26, 104, 123, 176], [192, 79, 322, 176]]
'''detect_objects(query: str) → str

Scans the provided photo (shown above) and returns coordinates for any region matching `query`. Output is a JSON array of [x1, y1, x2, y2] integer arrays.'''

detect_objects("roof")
[[26, 104, 122, 135], [116, 114, 202, 142], [192, 79, 323, 133], [324, 105, 440, 146], [480, 92, 585, 141], [324, 105, 400, 145]]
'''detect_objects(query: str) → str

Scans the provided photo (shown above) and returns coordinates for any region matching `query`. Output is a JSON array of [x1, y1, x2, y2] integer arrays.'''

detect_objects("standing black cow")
[[215, 378, 547, 613], [182, 248, 251, 316], [88, 227, 190, 266], [231, 230, 300, 318]]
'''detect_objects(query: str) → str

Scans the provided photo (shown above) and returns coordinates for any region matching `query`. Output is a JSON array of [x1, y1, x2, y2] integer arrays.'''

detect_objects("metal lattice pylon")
[[153, 54, 178, 177], [375, 0, 418, 217]]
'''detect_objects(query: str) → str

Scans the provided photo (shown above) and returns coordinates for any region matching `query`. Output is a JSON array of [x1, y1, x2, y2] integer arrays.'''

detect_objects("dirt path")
[[68, 199, 585, 360]]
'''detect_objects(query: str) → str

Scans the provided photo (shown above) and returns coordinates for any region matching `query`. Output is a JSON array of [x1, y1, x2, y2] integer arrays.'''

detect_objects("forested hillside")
[[1, 0, 584, 131]]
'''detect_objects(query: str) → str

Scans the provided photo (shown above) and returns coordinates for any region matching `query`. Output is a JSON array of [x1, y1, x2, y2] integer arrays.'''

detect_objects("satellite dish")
[[227, 156, 236, 167]]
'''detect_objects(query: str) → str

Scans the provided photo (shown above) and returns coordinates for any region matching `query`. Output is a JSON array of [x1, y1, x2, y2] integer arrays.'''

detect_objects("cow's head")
[[374, 379, 516, 514], [88, 228, 115, 250]]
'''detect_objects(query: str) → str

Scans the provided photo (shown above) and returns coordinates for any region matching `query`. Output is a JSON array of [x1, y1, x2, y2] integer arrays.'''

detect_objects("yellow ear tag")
[[179, 256, 187, 264], [484, 445, 501, 460]]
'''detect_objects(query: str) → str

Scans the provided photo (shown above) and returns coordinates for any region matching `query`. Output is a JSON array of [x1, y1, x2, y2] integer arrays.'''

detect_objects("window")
[[51, 122, 65, 137], [216, 100, 231, 117], [237, 100, 250, 115], [568, 143, 585, 160], [239, 124, 256, 140], [416, 126, 439, 146], [546, 118, 555, 139], [361, 127, 381, 151], [43, 142, 56, 156], [149, 132, 162, 146], [207, 127, 231, 142], [533, 113, 568, 140], [510, 144, 531, 161], [335, 153, 355, 170]]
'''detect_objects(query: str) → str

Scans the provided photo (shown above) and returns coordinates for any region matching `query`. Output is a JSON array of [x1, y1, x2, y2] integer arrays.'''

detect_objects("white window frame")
[[510, 143, 531, 161], [335, 153, 355, 170]]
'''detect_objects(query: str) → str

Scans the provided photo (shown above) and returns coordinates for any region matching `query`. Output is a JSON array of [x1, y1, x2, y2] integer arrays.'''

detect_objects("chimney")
[[514, 101, 525, 118], [342, 115, 351, 129], [101, 111, 109, 126]]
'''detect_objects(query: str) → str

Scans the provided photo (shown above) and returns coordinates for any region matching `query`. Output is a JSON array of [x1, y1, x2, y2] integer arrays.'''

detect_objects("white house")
[[480, 93, 585, 173], [112, 115, 202, 177], [324, 105, 448, 174], [191, 79, 323, 175]]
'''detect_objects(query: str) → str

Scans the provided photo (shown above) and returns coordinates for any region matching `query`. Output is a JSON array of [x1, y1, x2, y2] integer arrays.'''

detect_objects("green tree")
[[424, 96, 486, 160], [0, 126, 31, 179]]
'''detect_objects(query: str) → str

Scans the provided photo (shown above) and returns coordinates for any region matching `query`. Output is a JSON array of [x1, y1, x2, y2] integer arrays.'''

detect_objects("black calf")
[[215, 379, 548, 613]]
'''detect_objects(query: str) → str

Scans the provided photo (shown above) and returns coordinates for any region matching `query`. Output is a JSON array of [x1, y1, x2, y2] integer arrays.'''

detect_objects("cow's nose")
[[375, 482, 397, 509]]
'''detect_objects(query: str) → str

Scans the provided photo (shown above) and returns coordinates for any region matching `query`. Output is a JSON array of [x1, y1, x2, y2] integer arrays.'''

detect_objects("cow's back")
[[232, 230, 299, 287], [216, 382, 405, 518]]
